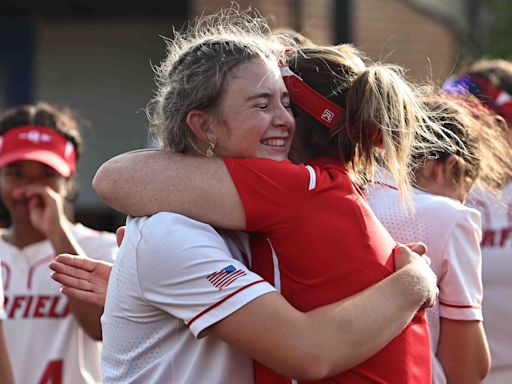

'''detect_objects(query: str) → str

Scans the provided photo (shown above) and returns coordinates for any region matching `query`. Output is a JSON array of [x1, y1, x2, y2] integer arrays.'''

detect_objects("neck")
[[4, 221, 47, 248]]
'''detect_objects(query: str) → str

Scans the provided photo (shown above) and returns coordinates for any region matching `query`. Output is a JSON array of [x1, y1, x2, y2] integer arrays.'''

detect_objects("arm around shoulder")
[[93, 150, 246, 229], [209, 246, 437, 380]]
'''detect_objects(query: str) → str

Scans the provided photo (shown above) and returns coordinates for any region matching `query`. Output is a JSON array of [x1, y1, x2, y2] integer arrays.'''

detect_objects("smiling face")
[[211, 59, 295, 161]]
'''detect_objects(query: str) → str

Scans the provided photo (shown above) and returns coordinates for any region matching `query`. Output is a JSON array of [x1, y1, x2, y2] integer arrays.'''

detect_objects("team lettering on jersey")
[[481, 227, 512, 248], [4, 295, 70, 319]]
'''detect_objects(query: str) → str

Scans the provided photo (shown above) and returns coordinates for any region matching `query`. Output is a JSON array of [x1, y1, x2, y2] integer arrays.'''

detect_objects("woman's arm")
[[51, 245, 437, 380], [210, 246, 436, 379], [0, 324, 14, 384], [437, 318, 490, 384], [93, 149, 246, 229], [18, 184, 108, 340]]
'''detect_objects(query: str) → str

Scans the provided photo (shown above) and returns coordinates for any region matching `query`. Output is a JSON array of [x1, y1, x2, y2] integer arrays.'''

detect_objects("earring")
[[206, 142, 215, 157]]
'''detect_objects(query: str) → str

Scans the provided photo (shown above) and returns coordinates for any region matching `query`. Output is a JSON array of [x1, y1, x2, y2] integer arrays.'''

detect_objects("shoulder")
[[131, 212, 226, 252], [223, 158, 310, 183], [415, 192, 479, 221], [137, 212, 220, 238]]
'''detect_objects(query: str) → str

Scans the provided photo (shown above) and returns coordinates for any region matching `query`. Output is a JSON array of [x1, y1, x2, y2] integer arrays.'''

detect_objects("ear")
[[186, 110, 217, 144], [441, 155, 459, 182], [372, 130, 384, 148]]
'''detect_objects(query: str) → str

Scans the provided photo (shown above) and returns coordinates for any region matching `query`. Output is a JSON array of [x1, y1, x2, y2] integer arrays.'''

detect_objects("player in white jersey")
[[445, 58, 512, 383], [367, 93, 512, 383], [0, 272, 14, 384], [467, 184, 512, 383], [0, 103, 117, 384]]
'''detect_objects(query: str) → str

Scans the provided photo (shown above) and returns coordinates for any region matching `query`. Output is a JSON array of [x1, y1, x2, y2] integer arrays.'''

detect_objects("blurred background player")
[[0, 273, 14, 384], [0, 102, 117, 383], [444, 59, 512, 384], [366, 92, 512, 383]]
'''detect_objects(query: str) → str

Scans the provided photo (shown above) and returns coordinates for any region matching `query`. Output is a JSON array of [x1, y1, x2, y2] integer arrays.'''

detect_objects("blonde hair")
[[417, 93, 512, 192], [287, 44, 458, 201], [147, 7, 282, 154]]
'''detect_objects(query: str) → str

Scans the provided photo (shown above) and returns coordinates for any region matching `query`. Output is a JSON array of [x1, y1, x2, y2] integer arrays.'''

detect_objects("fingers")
[[393, 244, 414, 271], [59, 287, 103, 307], [405, 242, 427, 256], [116, 226, 126, 247], [13, 184, 52, 200], [51, 271, 93, 292], [53, 254, 96, 272], [49, 261, 94, 282], [394, 244, 431, 271]]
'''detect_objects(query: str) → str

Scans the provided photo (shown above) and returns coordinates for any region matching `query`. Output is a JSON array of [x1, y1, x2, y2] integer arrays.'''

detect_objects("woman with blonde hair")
[[87, 21, 456, 381]]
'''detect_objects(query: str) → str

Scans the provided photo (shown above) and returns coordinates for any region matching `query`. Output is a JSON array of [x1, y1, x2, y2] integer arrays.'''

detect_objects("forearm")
[[48, 225, 103, 340], [298, 263, 431, 377], [92, 150, 245, 229], [437, 319, 490, 383], [0, 325, 14, 384], [211, 263, 431, 380]]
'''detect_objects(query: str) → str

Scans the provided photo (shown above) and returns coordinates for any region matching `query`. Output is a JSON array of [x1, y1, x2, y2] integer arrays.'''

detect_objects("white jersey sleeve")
[[134, 213, 275, 337], [439, 208, 483, 321]]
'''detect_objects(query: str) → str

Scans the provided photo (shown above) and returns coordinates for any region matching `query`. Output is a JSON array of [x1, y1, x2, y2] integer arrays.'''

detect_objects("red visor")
[[0, 125, 77, 177], [281, 66, 344, 130]]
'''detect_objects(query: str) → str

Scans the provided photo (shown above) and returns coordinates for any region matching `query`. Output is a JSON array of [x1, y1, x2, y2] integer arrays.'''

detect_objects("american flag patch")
[[207, 265, 246, 290]]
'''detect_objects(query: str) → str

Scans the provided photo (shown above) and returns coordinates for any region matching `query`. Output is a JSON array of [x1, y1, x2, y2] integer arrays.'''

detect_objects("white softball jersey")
[[467, 182, 512, 384], [366, 170, 483, 384], [101, 212, 276, 384], [0, 223, 117, 384], [0, 272, 5, 321]]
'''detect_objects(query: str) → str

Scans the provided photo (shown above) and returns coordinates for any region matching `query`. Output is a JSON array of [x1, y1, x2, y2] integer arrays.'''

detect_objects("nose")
[[273, 104, 295, 131]]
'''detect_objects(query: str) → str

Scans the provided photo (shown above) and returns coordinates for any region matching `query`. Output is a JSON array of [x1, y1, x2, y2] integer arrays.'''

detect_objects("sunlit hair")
[[415, 93, 512, 192], [287, 44, 459, 201], [147, 7, 283, 154], [0, 102, 82, 159], [269, 27, 315, 48]]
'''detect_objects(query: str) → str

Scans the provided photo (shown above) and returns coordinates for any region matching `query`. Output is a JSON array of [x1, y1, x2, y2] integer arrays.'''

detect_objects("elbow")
[[92, 165, 107, 196], [92, 164, 114, 204], [479, 351, 491, 382]]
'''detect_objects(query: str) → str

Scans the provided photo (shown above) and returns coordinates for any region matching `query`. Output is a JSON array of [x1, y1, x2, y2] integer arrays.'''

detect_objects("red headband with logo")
[[280, 66, 344, 130], [0, 125, 77, 177]]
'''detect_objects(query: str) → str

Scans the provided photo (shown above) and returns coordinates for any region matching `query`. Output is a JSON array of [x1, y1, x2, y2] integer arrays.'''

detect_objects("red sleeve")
[[223, 158, 311, 236]]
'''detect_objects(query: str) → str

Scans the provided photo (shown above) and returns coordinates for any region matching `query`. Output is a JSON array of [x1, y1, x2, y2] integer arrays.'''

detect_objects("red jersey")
[[223, 156, 431, 384]]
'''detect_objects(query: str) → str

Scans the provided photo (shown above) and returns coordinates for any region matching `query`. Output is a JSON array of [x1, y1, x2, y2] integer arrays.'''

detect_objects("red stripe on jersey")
[[1, 261, 11, 290], [187, 280, 266, 327], [27, 255, 54, 290], [440, 301, 482, 309]]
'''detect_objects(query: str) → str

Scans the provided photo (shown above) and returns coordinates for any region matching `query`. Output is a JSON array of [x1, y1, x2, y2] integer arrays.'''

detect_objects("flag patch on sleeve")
[[207, 265, 246, 290]]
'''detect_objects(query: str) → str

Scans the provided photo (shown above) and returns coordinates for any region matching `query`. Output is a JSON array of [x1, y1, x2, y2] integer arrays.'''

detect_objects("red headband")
[[0, 125, 77, 177], [280, 66, 344, 130], [470, 76, 512, 124]]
